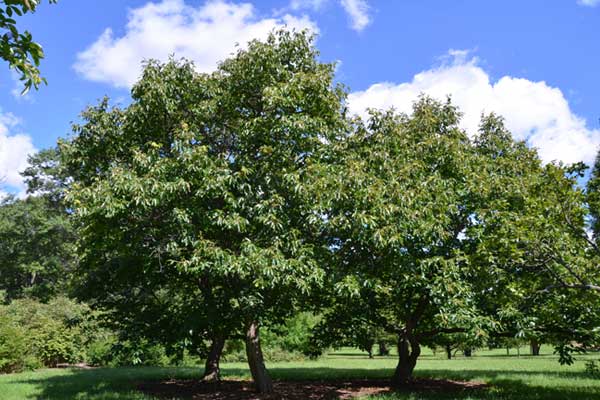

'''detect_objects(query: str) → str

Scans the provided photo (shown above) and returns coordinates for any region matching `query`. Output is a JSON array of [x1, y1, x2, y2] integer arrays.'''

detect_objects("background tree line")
[[0, 30, 599, 393]]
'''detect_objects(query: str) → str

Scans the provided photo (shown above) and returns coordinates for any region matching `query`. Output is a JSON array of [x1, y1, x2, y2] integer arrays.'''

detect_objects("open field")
[[1, 347, 599, 400]]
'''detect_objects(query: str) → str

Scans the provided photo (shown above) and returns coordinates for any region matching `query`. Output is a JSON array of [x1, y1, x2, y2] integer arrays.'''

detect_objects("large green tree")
[[309, 98, 599, 385], [62, 30, 345, 392]]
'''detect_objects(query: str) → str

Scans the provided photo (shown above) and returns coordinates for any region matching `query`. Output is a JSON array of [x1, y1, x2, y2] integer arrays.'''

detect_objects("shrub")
[[0, 296, 101, 372], [110, 339, 171, 367], [85, 335, 117, 366], [0, 314, 29, 373]]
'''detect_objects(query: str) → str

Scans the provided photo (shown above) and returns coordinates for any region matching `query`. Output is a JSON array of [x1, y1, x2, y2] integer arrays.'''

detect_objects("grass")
[[0, 346, 599, 399]]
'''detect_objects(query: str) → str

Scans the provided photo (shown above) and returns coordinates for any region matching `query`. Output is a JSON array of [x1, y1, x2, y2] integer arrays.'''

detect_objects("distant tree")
[[21, 146, 69, 206], [0, 0, 57, 93], [62, 30, 345, 393], [0, 145, 75, 302], [0, 195, 74, 301], [587, 151, 600, 242]]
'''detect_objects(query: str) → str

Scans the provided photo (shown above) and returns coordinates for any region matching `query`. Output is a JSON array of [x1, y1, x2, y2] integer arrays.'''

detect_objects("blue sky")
[[1, 0, 599, 195]]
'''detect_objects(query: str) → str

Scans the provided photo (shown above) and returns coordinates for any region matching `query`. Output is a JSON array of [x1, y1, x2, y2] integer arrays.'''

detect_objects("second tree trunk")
[[245, 321, 273, 393], [202, 335, 225, 382]]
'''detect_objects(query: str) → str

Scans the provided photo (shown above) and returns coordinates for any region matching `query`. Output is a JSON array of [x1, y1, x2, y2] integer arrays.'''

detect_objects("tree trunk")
[[202, 335, 225, 382], [378, 341, 389, 356], [530, 339, 540, 356], [445, 344, 452, 360], [391, 335, 420, 386], [463, 348, 472, 357], [245, 321, 273, 394]]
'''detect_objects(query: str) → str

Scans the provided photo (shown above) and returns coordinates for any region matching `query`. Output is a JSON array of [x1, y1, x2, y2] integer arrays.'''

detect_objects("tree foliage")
[[56, 29, 600, 390], [0, 0, 57, 93], [62, 30, 345, 392], [0, 195, 74, 302], [308, 99, 600, 384]]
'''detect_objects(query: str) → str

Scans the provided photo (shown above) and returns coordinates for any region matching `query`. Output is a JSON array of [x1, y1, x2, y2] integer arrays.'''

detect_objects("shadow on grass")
[[268, 367, 600, 400], [9, 365, 600, 400], [10, 366, 248, 400]]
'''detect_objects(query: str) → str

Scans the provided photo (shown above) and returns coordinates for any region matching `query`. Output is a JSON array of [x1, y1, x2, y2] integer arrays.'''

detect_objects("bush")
[[85, 335, 117, 366], [110, 339, 171, 367], [220, 314, 321, 363], [0, 314, 29, 373], [0, 297, 102, 372]]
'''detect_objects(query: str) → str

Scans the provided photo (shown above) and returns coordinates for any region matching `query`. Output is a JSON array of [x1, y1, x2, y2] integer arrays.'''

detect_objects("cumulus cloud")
[[578, 0, 600, 6], [285, 0, 372, 32], [0, 112, 35, 197], [348, 52, 600, 166], [339, 0, 371, 32], [74, 0, 318, 88]]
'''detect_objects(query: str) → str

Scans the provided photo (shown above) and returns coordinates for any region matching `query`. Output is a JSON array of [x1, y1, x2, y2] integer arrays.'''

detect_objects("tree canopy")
[[55, 29, 600, 392], [62, 30, 346, 392]]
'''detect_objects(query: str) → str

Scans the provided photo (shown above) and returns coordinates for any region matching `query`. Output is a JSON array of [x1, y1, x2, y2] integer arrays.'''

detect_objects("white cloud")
[[284, 0, 372, 32], [339, 0, 371, 31], [74, 0, 318, 88], [348, 52, 600, 166], [0, 112, 35, 196], [289, 0, 328, 11], [578, 0, 600, 6]]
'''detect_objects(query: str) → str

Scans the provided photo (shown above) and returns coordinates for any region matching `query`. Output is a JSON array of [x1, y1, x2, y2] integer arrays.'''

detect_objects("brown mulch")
[[137, 378, 488, 399]]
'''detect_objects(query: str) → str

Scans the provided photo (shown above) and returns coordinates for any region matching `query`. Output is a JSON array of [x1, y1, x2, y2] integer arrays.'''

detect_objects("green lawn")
[[1, 347, 599, 399]]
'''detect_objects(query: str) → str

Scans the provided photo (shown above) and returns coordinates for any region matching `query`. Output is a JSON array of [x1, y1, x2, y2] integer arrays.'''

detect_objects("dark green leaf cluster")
[[0, 195, 74, 302]]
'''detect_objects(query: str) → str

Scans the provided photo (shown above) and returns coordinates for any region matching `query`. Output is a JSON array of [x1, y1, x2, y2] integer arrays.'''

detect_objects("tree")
[[0, 0, 57, 93], [310, 99, 492, 385], [474, 125, 600, 363], [62, 30, 345, 393], [587, 152, 600, 241], [21, 146, 69, 207], [0, 144, 74, 302], [0, 195, 74, 301], [309, 99, 598, 386]]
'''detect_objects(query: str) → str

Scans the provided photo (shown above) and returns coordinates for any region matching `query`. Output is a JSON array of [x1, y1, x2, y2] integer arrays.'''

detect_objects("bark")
[[445, 344, 452, 360], [392, 297, 427, 386], [245, 321, 273, 394], [201, 335, 225, 382], [530, 339, 541, 356], [392, 335, 420, 386]]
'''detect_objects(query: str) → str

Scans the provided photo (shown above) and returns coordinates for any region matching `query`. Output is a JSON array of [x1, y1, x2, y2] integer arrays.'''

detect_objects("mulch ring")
[[137, 378, 488, 399]]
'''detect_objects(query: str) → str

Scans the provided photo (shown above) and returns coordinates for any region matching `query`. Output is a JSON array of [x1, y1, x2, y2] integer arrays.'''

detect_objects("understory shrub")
[[110, 339, 171, 367], [221, 314, 321, 363], [0, 314, 30, 373], [0, 297, 102, 372]]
